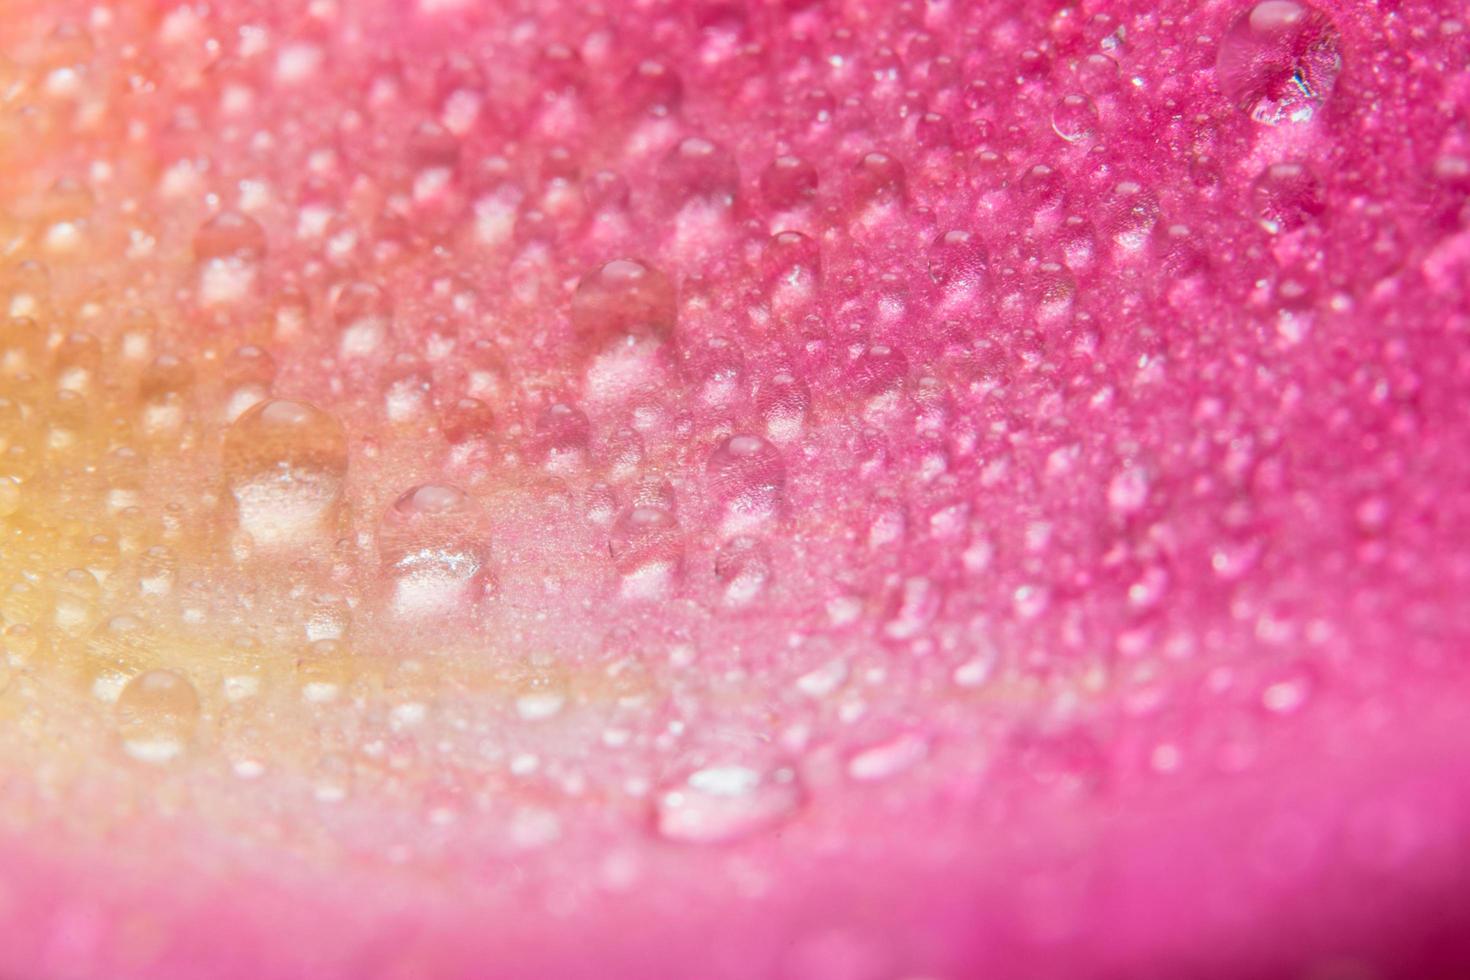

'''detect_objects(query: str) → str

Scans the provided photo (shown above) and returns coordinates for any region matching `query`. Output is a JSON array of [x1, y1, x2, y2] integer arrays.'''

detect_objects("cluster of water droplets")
[[0, 2, 1464, 961]]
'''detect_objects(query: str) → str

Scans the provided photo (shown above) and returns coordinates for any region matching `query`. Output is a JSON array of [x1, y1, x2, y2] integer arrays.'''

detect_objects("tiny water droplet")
[[847, 732, 929, 782], [714, 536, 773, 606], [334, 281, 394, 358], [760, 155, 818, 211]]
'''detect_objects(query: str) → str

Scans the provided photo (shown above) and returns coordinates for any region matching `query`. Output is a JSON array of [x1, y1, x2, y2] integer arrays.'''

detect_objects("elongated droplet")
[[654, 763, 803, 845]]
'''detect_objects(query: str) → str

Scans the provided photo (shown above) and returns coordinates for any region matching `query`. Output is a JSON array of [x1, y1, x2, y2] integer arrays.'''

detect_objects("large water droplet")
[[378, 484, 491, 618], [334, 281, 394, 358], [116, 669, 200, 764], [194, 211, 267, 309], [1050, 94, 1099, 143], [706, 435, 785, 534], [1216, 1, 1341, 126], [1251, 160, 1324, 233], [570, 259, 676, 350], [223, 399, 348, 548], [609, 505, 684, 599]]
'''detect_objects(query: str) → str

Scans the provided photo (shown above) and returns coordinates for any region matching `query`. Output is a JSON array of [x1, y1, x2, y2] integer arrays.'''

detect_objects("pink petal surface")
[[1, 0, 1468, 977]]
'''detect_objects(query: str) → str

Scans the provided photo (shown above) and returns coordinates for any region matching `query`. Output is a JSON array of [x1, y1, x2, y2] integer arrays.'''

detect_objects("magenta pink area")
[[4, 678, 1470, 979]]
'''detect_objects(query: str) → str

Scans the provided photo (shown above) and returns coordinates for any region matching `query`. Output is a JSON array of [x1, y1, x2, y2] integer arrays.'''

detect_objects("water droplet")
[[847, 732, 929, 781], [757, 370, 811, 443], [440, 397, 495, 445], [1251, 161, 1324, 233], [1108, 465, 1151, 516], [1216, 1, 1341, 126], [139, 352, 195, 404], [378, 484, 491, 618], [2, 316, 47, 376], [954, 642, 999, 688], [515, 686, 567, 721], [1103, 180, 1160, 252], [659, 136, 739, 212], [884, 576, 942, 640], [1050, 94, 1099, 143], [654, 763, 803, 844], [848, 345, 908, 401], [536, 401, 591, 471], [55, 331, 100, 393], [706, 435, 785, 534], [0, 475, 20, 518], [714, 536, 773, 606], [795, 657, 848, 698], [570, 259, 676, 351], [850, 151, 906, 208], [684, 335, 745, 407], [609, 505, 684, 599], [765, 231, 821, 312], [333, 281, 394, 358], [928, 230, 988, 303], [1078, 53, 1122, 95], [1019, 163, 1066, 214], [116, 669, 200, 764], [760, 155, 819, 211], [194, 211, 266, 309], [624, 60, 683, 117], [305, 593, 352, 642], [223, 399, 348, 548]]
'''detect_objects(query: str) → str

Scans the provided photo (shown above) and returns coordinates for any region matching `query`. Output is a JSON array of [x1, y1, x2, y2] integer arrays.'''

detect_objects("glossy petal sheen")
[[1, 1, 1469, 978]]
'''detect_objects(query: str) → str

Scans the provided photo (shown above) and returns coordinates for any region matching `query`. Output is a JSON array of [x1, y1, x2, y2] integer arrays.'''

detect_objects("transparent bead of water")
[[570, 259, 676, 350], [116, 669, 201, 764], [1216, 1, 1341, 126], [1050, 94, 1099, 143], [756, 370, 811, 444], [706, 435, 786, 534], [608, 505, 684, 600], [333, 280, 394, 359], [714, 536, 773, 607], [759, 155, 819, 211], [193, 211, 267, 309], [377, 483, 491, 618], [1251, 161, 1324, 234], [222, 399, 349, 548], [657, 136, 739, 213]]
